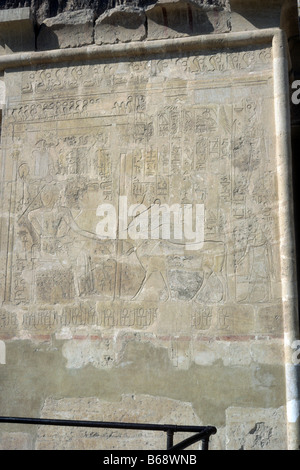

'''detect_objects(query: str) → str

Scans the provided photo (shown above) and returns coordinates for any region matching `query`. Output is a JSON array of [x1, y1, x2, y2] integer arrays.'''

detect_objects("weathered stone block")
[[0, 7, 35, 54], [146, 0, 231, 40], [37, 9, 95, 50], [95, 6, 146, 44], [230, 0, 297, 35], [35, 395, 203, 450], [226, 407, 287, 450]]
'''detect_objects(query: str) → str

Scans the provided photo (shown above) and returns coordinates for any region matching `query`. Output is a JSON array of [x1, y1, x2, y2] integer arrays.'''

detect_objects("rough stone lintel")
[[0, 7, 35, 54], [0, 6, 32, 23], [0, 1, 296, 52]]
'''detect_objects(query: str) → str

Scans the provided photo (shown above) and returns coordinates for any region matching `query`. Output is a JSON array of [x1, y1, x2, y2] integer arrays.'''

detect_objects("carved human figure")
[[235, 219, 273, 303], [28, 183, 104, 297], [246, 226, 273, 302], [192, 241, 227, 303]]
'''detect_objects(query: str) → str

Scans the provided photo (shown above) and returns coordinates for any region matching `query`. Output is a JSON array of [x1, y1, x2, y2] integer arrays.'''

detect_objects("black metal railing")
[[0, 416, 217, 450]]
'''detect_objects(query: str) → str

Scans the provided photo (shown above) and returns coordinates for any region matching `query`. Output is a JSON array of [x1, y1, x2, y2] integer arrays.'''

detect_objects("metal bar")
[[0, 417, 216, 434], [168, 430, 215, 451], [201, 438, 210, 451], [0, 416, 217, 450], [166, 429, 174, 449]]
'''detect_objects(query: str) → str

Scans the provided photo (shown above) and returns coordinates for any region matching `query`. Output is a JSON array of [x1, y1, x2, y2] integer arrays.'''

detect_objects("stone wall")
[[0, 0, 299, 451], [0, 0, 230, 26]]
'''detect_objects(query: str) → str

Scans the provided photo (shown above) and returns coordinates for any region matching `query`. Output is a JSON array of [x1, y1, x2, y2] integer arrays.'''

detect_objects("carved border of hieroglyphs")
[[19, 47, 272, 97], [0, 304, 158, 333], [6, 97, 99, 122], [0, 301, 283, 337]]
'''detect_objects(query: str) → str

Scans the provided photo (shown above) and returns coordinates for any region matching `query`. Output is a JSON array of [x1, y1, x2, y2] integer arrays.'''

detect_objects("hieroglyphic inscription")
[[18, 47, 272, 98], [20, 304, 158, 332], [0, 45, 282, 340]]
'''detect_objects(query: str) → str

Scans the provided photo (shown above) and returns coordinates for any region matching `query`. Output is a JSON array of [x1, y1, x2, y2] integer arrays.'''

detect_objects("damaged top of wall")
[[0, 0, 298, 52], [0, 0, 230, 23]]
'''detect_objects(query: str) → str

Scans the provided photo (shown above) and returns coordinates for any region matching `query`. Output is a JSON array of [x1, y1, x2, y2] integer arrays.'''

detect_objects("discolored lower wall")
[[0, 24, 299, 449]]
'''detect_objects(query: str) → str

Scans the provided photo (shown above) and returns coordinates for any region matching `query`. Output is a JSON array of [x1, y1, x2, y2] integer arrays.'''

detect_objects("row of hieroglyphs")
[[18, 47, 272, 97], [6, 92, 270, 126], [0, 302, 282, 335]]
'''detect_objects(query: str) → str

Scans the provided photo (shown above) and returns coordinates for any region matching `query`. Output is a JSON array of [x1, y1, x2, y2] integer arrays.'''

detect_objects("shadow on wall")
[[147, 5, 216, 35], [33, 3, 231, 50], [0, 0, 109, 24], [36, 24, 60, 50], [0, 15, 36, 52]]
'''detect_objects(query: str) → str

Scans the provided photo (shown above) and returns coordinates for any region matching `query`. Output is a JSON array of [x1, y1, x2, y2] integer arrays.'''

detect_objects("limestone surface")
[[37, 9, 95, 50], [146, 0, 231, 39], [95, 6, 147, 44]]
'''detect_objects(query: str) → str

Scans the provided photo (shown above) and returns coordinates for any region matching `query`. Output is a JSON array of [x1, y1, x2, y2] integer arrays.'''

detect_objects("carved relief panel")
[[0, 45, 282, 344]]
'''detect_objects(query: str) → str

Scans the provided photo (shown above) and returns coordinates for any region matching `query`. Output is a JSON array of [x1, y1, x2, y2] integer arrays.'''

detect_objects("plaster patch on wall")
[[62, 333, 285, 371], [62, 337, 122, 369]]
